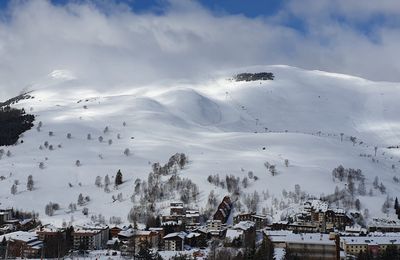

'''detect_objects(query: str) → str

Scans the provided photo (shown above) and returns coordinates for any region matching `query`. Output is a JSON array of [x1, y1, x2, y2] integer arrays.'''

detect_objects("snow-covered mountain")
[[1, 65, 400, 226]]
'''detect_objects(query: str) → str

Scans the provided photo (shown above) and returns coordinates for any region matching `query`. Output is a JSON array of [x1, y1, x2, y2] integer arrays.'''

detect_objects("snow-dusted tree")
[[104, 184, 110, 193], [95, 176, 102, 187], [39, 162, 45, 169], [75, 160, 81, 167], [68, 203, 77, 213], [103, 126, 109, 134], [27, 175, 34, 191], [44, 141, 49, 148], [134, 179, 141, 195], [242, 177, 249, 188], [49, 145, 54, 150], [82, 207, 89, 216], [382, 196, 391, 214], [358, 179, 366, 196], [363, 208, 369, 219], [98, 136, 103, 142], [105, 174, 111, 186], [108, 139, 112, 145], [117, 193, 123, 202], [284, 159, 289, 167], [379, 182, 386, 194], [78, 193, 85, 206], [350, 136, 357, 146], [6, 150, 11, 157], [347, 178, 355, 197], [67, 133, 72, 139], [39, 145, 43, 150], [340, 133, 344, 142], [117, 133, 121, 139], [124, 148, 130, 156], [355, 199, 361, 211], [373, 176, 379, 189], [45, 202, 54, 216], [123, 121, 126, 127], [11, 184, 17, 195], [374, 146, 378, 156], [87, 133, 91, 140]]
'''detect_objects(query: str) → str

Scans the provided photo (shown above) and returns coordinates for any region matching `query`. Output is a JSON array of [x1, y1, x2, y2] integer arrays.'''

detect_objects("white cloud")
[[0, 0, 399, 99]]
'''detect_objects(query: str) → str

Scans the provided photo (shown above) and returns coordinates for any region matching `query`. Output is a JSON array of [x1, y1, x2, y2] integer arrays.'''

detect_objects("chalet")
[[170, 202, 184, 216], [185, 232, 207, 248], [149, 227, 165, 249], [36, 225, 67, 257], [0, 208, 12, 224], [72, 229, 102, 250], [110, 226, 123, 238], [163, 232, 186, 251], [368, 218, 400, 233], [75, 223, 109, 247], [225, 228, 244, 247], [206, 219, 226, 237], [185, 210, 201, 231], [161, 220, 182, 235], [0, 231, 43, 258], [307, 200, 352, 232], [265, 230, 339, 260], [213, 196, 232, 223], [341, 235, 400, 258], [233, 221, 256, 248], [118, 228, 135, 241], [234, 212, 268, 229], [106, 238, 120, 249], [134, 230, 159, 250]]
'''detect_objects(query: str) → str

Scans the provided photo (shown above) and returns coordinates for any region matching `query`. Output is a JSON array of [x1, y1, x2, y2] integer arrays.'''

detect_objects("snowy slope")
[[1, 65, 400, 226]]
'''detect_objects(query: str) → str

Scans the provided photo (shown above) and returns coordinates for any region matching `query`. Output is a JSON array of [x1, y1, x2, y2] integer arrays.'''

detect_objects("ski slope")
[[1, 65, 400, 226]]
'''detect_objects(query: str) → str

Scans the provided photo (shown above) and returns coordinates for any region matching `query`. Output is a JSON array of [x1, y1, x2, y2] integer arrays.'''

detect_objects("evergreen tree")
[[27, 175, 34, 191], [115, 169, 123, 186], [11, 184, 17, 195], [255, 236, 274, 260]]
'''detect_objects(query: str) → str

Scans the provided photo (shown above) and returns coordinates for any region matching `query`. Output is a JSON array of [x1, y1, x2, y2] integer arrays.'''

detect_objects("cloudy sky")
[[0, 0, 399, 99]]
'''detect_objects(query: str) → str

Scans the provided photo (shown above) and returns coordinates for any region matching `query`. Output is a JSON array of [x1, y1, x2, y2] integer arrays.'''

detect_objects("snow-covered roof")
[[368, 218, 400, 227], [107, 238, 120, 245], [264, 230, 335, 245], [226, 229, 243, 240], [186, 232, 201, 239], [0, 231, 38, 242], [234, 221, 255, 231], [118, 228, 135, 238], [136, 230, 153, 236], [37, 224, 62, 233], [163, 231, 187, 240], [345, 225, 367, 233], [285, 233, 335, 246], [149, 227, 164, 231], [341, 236, 400, 245]]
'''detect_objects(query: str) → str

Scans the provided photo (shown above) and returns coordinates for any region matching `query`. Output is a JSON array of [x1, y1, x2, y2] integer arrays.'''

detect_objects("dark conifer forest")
[[0, 106, 35, 146]]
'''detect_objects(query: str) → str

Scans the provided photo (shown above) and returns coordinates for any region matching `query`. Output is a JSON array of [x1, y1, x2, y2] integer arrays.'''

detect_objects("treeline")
[[152, 153, 188, 175], [0, 106, 34, 146], [234, 72, 274, 82]]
